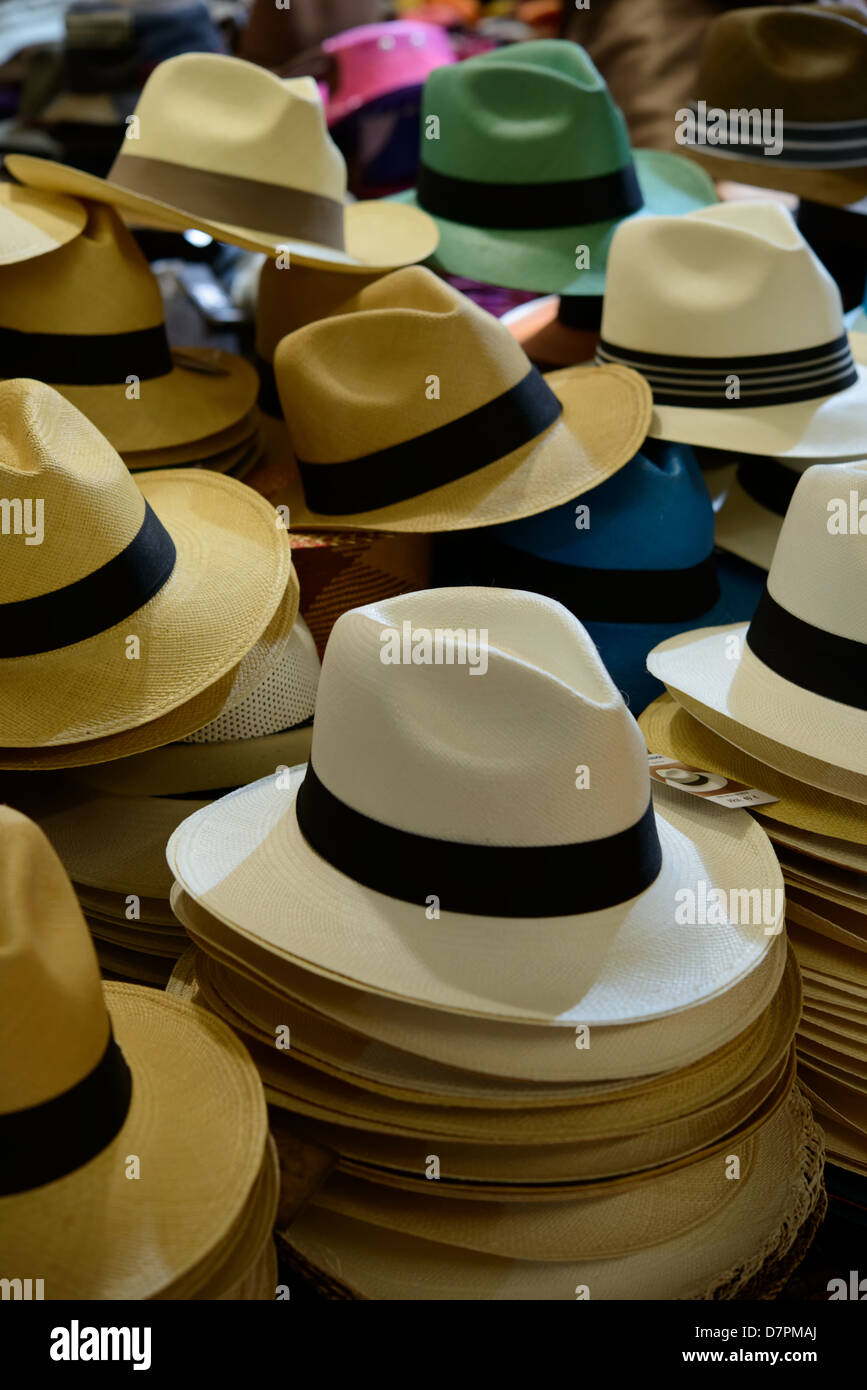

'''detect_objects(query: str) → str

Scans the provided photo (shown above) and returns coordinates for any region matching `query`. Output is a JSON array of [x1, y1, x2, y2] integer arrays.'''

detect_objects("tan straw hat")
[[597, 202, 867, 459], [266, 267, 652, 533], [168, 588, 779, 1023], [0, 380, 291, 750], [0, 807, 269, 1299], [5, 54, 438, 270], [0, 181, 86, 263], [648, 461, 867, 798], [0, 200, 258, 456]]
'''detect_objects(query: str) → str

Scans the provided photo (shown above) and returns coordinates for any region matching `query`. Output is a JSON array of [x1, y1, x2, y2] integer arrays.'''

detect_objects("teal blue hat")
[[433, 439, 765, 713], [393, 39, 717, 294]]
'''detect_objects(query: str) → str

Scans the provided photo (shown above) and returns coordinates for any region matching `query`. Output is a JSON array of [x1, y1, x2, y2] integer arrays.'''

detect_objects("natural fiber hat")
[[267, 266, 653, 532], [279, 1083, 824, 1298], [5, 54, 439, 270], [0, 181, 85, 263], [597, 201, 867, 460], [434, 438, 764, 714], [174, 887, 790, 1083], [122, 410, 262, 471], [0, 200, 257, 456], [639, 693, 867, 848], [322, 21, 456, 128], [714, 453, 815, 571], [168, 587, 779, 1023], [757, 819, 867, 875], [391, 39, 717, 294], [0, 380, 291, 748], [648, 462, 867, 797], [0, 806, 268, 1299], [683, 6, 867, 208]]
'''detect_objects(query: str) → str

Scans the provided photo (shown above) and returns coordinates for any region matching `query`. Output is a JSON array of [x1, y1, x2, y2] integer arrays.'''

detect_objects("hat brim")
[[123, 413, 261, 471], [174, 884, 789, 1083], [167, 765, 780, 1024], [278, 1082, 822, 1297], [0, 983, 267, 1299], [391, 150, 718, 294], [758, 818, 867, 873], [639, 693, 867, 847], [261, 363, 653, 533], [4, 153, 441, 271], [36, 351, 259, 455], [0, 181, 86, 263], [500, 295, 601, 369], [648, 624, 867, 788], [644, 339, 867, 460], [684, 146, 867, 209], [0, 469, 291, 748], [714, 472, 786, 571]]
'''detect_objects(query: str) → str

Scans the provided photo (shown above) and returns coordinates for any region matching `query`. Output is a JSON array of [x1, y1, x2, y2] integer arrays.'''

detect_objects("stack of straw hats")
[[643, 460, 867, 1179], [164, 587, 824, 1299], [0, 806, 277, 1300]]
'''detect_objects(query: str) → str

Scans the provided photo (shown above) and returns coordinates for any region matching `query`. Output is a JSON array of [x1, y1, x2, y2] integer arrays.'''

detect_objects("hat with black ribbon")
[[648, 459, 867, 793], [597, 201, 867, 460], [391, 38, 717, 295], [0, 805, 269, 1298], [265, 265, 652, 533], [714, 452, 815, 572]]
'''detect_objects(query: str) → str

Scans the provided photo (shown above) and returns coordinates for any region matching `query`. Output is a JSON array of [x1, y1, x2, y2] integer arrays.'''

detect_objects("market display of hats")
[[392, 39, 718, 294], [0, 806, 277, 1299], [0, 195, 260, 462], [162, 587, 823, 1297], [433, 438, 765, 713], [644, 459, 867, 1174], [682, 5, 867, 208], [264, 265, 652, 533], [6, 53, 440, 269], [0, 378, 293, 766], [597, 201, 867, 460]]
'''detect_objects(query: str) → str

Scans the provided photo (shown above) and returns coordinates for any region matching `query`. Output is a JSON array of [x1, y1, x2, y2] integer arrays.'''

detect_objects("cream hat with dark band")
[[6, 54, 438, 272]]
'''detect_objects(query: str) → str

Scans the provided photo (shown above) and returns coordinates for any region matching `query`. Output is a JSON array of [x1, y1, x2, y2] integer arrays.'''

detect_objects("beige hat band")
[[745, 589, 867, 712], [685, 105, 867, 168], [0, 321, 172, 385], [596, 333, 857, 409], [295, 762, 663, 918], [1, 500, 175, 659], [109, 153, 346, 250], [294, 366, 562, 515], [0, 1027, 131, 1196]]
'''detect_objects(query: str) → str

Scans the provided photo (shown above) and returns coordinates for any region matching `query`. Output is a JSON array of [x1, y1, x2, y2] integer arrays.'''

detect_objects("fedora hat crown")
[[309, 588, 653, 850], [0, 380, 148, 606], [419, 40, 633, 183], [0, 807, 109, 1116]]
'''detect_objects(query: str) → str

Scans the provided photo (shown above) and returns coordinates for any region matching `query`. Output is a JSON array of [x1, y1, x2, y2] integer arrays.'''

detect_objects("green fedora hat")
[[394, 40, 717, 295]]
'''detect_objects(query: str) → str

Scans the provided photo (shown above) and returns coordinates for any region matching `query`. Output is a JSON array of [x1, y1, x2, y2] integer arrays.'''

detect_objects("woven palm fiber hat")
[[683, 6, 867, 208], [0, 199, 258, 456], [0, 379, 291, 750], [597, 201, 867, 459], [391, 39, 717, 295], [5, 54, 439, 270], [279, 1084, 824, 1298], [648, 461, 867, 803], [714, 453, 815, 572], [0, 806, 268, 1299], [168, 586, 779, 1023], [0, 181, 86, 263], [267, 266, 653, 532]]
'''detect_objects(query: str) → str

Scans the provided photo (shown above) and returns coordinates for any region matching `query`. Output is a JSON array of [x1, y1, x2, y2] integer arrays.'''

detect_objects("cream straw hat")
[[0, 181, 85, 263]]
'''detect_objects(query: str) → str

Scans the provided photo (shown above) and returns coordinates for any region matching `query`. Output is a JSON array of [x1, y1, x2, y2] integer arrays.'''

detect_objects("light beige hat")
[[5, 53, 438, 270], [0, 807, 269, 1299], [168, 588, 779, 1024], [0, 201, 259, 456], [265, 266, 653, 532], [648, 462, 867, 800], [638, 693, 867, 848], [279, 1083, 824, 1299], [0, 181, 86, 263], [597, 201, 867, 459], [714, 453, 814, 571], [176, 889, 790, 1084], [0, 380, 291, 751]]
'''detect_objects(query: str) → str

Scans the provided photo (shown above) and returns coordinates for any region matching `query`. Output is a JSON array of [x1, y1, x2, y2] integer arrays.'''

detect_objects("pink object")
[[321, 20, 455, 128]]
